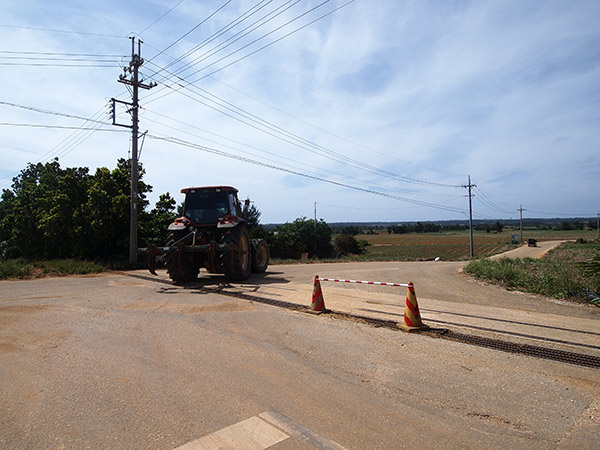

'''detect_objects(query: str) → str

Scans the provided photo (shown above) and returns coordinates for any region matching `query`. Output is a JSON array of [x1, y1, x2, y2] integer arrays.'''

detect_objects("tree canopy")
[[0, 158, 167, 260]]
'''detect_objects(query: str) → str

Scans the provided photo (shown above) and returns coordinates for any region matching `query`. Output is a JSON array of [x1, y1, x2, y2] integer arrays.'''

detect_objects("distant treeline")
[[328, 219, 596, 235]]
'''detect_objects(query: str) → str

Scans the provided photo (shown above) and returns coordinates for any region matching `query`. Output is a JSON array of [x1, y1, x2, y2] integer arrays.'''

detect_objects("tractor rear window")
[[184, 192, 229, 224]]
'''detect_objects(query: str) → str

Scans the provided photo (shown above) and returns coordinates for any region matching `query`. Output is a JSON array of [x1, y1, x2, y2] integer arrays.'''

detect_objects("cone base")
[[397, 322, 429, 332], [306, 308, 330, 315]]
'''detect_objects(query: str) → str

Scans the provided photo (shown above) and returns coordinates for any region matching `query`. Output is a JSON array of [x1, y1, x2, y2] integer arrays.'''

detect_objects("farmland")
[[354, 228, 597, 261]]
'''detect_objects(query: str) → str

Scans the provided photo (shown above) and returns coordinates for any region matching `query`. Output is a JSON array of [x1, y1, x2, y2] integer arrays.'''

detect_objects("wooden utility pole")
[[115, 37, 155, 263], [462, 176, 476, 258]]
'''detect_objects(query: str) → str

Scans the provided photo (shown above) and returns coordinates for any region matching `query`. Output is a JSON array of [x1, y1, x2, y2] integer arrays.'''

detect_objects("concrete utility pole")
[[462, 176, 476, 258], [518, 205, 526, 244], [314, 202, 317, 255], [115, 37, 156, 263], [597, 212, 599, 241]]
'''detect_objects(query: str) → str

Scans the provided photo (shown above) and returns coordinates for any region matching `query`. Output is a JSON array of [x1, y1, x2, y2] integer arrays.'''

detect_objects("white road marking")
[[174, 415, 288, 450], [174, 410, 347, 450]]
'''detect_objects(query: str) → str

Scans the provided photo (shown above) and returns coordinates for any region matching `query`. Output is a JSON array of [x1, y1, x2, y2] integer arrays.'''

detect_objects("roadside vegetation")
[[0, 259, 105, 279], [464, 240, 600, 306], [1, 158, 598, 295]]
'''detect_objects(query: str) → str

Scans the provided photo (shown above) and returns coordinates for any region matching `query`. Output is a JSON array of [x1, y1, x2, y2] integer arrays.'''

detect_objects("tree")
[[139, 192, 178, 246], [240, 197, 261, 229], [267, 217, 333, 259], [0, 159, 90, 259], [0, 158, 154, 260], [334, 234, 368, 256]]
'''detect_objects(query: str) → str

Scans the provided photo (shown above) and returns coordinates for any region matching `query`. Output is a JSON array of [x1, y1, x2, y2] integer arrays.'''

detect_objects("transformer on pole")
[[113, 37, 156, 263]]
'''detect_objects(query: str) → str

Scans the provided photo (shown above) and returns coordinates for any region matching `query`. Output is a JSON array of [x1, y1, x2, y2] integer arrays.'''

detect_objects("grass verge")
[[0, 259, 106, 279], [464, 241, 600, 305]]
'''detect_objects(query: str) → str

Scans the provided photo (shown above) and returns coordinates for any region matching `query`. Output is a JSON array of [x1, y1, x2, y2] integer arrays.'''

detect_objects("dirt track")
[[490, 240, 567, 260]]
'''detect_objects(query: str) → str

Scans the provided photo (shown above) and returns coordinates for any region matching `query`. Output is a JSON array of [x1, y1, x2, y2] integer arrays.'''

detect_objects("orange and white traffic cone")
[[310, 275, 329, 313], [398, 282, 428, 331]]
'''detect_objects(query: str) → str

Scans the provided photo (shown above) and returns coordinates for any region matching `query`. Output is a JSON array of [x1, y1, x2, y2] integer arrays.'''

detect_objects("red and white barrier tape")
[[318, 277, 409, 288]]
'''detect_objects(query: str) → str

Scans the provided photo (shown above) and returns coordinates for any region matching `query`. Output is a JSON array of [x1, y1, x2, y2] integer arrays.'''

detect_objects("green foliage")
[[139, 192, 178, 246], [464, 242, 600, 304], [0, 158, 154, 260], [0, 259, 104, 279], [266, 217, 333, 259], [579, 250, 600, 278], [0, 259, 34, 278], [240, 197, 261, 229], [334, 234, 369, 256]]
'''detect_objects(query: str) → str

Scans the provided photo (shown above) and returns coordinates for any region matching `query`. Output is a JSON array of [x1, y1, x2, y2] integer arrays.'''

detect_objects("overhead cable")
[[147, 133, 467, 214], [150, 0, 233, 62]]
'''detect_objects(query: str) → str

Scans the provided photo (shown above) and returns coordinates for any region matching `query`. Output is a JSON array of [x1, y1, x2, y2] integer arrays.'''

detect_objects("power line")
[[146, 0, 279, 78], [0, 101, 114, 125], [0, 50, 125, 57], [142, 0, 314, 97], [150, 0, 233, 62], [149, 0, 341, 94], [0, 23, 125, 39], [209, 75, 468, 179], [0, 104, 116, 188], [0, 62, 118, 67], [147, 133, 467, 214], [137, 0, 185, 36], [526, 209, 595, 217], [316, 202, 416, 211], [137, 2, 458, 189], [149, 0, 302, 82], [141, 10, 466, 183], [146, 59, 460, 189], [0, 123, 121, 131], [142, 108, 457, 199], [473, 185, 512, 214]]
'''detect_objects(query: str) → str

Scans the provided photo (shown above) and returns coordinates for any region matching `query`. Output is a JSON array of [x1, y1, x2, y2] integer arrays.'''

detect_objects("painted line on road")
[[173, 415, 288, 450], [173, 410, 347, 450]]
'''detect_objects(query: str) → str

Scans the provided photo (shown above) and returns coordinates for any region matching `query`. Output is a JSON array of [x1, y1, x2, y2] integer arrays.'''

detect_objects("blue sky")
[[0, 0, 598, 223]]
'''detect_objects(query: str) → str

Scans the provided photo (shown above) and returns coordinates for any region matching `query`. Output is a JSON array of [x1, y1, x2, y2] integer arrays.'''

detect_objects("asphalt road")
[[1, 257, 599, 449]]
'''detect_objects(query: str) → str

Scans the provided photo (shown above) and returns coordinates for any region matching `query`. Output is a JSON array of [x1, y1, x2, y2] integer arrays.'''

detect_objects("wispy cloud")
[[0, 0, 598, 222]]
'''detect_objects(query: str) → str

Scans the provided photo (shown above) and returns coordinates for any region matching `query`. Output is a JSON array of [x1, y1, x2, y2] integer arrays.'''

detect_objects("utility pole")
[[597, 212, 599, 241], [462, 176, 476, 258], [518, 205, 526, 244], [314, 202, 317, 255], [115, 37, 156, 263]]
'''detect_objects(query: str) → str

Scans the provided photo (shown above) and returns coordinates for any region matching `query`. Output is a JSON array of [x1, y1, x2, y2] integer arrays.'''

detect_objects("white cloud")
[[0, 0, 598, 223]]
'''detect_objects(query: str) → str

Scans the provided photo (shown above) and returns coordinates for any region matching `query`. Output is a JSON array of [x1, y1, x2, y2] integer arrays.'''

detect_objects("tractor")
[[139, 186, 269, 283]]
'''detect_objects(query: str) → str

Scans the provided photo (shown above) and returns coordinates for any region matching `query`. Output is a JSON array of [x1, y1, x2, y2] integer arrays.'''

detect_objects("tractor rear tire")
[[223, 225, 251, 280], [165, 238, 199, 283], [251, 239, 269, 273]]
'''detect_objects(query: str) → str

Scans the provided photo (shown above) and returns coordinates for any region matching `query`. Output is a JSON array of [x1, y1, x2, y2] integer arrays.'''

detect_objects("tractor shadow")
[[166, 271, 293, 298]]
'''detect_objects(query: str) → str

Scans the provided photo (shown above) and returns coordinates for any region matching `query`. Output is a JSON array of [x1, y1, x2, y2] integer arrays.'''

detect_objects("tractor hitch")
[[138, 243, 230, 276]]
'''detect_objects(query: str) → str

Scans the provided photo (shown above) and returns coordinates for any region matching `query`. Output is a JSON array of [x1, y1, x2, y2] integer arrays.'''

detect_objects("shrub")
[[335, 234, 364, 256]]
